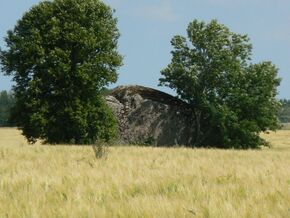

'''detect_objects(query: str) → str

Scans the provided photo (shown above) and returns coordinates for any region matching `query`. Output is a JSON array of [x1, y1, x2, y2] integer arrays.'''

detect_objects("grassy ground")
[[0, 128, 290, 218]]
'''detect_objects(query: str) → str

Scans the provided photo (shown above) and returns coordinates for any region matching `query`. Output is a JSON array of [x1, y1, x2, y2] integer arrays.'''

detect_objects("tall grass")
[[0, 128, 290, 217]]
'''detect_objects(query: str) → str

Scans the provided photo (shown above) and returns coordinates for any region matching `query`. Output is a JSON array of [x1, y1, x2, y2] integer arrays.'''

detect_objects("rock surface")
[[106, 85, 196, 146]]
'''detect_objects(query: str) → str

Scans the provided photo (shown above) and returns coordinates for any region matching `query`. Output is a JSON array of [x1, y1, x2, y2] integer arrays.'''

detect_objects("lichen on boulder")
[[105, 85, 196, 146]]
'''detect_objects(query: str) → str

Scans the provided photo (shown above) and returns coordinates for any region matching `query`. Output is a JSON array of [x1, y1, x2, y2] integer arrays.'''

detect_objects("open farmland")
[[0, 128, 290, 218]]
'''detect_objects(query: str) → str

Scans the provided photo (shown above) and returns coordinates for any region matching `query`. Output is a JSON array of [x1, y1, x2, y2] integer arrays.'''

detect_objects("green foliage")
[[0, 91, 15, 127], [0, 0, 122, 144], [278, 99, 290, 123], [160, 19, 280, 149]]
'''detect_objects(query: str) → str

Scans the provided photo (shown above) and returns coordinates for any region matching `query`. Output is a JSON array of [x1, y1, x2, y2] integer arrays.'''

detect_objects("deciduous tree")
[[160, 19, 280, 148], [0, 0, 122, 144]]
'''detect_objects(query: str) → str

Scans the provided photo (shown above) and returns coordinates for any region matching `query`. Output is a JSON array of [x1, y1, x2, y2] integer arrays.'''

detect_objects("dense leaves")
[[160, 19, 280, 148], [0, 91, 15, 127], [0, 0, 122, 144]]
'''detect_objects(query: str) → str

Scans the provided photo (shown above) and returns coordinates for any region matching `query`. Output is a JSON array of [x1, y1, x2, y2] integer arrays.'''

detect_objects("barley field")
[[0, 128, 290, 218]]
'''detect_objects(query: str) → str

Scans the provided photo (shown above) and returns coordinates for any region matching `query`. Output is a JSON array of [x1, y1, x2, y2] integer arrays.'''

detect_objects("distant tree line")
[[278, 99, 290, 123], [0, 89, 113, 127], [2, 89, 290, 125], [0, 91, 15, 126]]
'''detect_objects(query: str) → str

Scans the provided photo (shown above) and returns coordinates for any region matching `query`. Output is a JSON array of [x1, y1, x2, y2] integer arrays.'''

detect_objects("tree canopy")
[[0, 0, 122, 144], [0, 91, 15, 127], [160, 19, 280, 149]]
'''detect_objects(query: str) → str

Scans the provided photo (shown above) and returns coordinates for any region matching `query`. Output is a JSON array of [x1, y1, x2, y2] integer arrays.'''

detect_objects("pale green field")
[[0, 128, 290, 218]]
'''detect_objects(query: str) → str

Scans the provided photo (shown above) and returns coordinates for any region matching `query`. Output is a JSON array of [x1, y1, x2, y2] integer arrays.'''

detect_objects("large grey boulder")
[[105, 85, 196, 146]]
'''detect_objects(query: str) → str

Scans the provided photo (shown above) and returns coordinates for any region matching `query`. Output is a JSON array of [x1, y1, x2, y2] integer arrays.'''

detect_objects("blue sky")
[[1, 0, 290, 98]]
